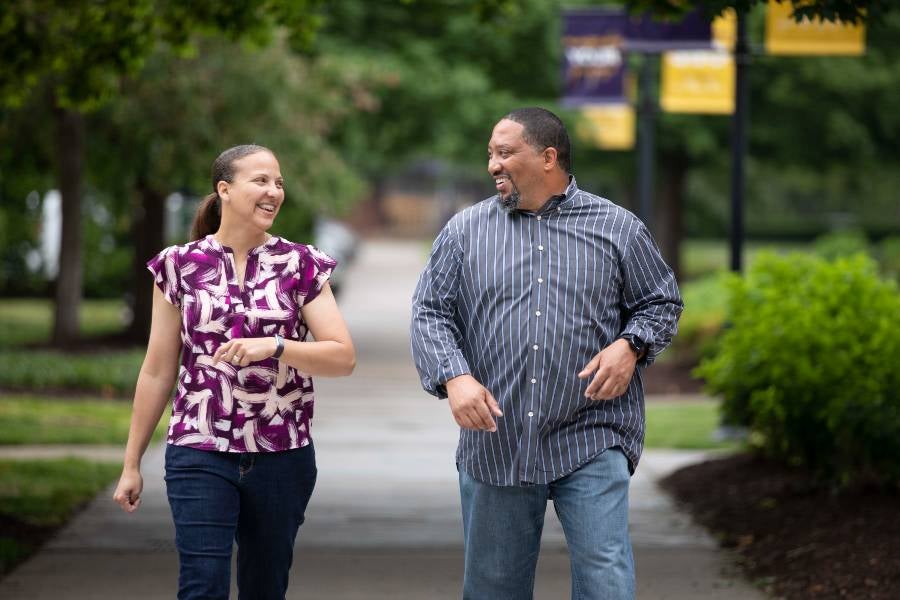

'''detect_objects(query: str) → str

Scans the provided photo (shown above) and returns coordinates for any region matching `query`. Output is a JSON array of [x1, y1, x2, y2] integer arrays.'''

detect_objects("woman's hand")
[[213, 337, 278, 368], [113, 468, 144, 513]]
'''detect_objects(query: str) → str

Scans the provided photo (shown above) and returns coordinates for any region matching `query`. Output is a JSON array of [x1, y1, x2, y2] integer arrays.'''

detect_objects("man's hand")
[[578, 339, 638, 401], [446, 374, 503, 432]]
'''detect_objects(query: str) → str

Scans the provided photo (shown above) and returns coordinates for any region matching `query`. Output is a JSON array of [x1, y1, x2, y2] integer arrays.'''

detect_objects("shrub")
[[695, 252, 900, 486], [877, 236, 900, 280]]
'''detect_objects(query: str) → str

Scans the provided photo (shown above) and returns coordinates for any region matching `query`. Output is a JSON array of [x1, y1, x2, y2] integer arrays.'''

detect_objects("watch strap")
[[273, 334, 285, 359]]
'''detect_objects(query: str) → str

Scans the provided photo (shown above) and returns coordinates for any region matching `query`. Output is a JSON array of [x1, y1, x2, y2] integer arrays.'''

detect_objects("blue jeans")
[[459, 448, 634, 600], [164, 443, 317, 600]]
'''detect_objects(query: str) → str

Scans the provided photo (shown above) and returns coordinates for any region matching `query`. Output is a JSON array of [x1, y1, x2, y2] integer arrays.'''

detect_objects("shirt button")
[[536, 216, 542, 221], [537, 278, 544, 284], [528, 411, 534, 417], [557, 208, 562, 212], [537, 245, 544, 251], [531, 378, 537, 384], [532, 345, 539, 350], [535, 310, 541, 316]]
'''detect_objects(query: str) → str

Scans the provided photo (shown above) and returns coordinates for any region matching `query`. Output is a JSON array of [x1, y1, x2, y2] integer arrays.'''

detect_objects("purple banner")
[[562, 9, 628, 105], [625, 9, 713, 52]]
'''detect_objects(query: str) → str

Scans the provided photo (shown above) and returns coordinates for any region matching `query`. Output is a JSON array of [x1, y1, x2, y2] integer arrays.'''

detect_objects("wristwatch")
[[618, 334, 647, 360], [273, 333, 285, 359]]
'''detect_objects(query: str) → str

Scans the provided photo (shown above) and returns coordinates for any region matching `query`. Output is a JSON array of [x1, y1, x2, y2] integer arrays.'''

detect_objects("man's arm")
[[579, 220, 683, 400], [410, 223, 470, 398], [410, 222, 502, 430], [618, 222, 684, 364]]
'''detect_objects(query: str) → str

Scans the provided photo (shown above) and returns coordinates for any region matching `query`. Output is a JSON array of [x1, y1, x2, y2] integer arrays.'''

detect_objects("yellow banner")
[[712, 9, 736, 51], [577, 105, 635, 150], [766, 0, 865, 56], [660, 51, 734, 114]]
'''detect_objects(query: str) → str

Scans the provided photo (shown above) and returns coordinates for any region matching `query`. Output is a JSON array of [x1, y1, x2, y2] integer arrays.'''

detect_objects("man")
[[410, 107, 682, 599]]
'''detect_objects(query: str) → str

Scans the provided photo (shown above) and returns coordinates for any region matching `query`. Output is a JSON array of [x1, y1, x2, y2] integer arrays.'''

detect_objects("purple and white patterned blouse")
[[147, 234, 336, 453]]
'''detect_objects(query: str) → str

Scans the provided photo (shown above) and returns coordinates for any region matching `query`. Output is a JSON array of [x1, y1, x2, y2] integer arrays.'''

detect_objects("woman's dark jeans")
[[164, 443, 317, 600]]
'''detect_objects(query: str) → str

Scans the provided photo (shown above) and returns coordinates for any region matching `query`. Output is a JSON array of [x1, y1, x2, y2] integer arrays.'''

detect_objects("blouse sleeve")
[[297, 245, 337, 306], [146, 246, 182, 308]]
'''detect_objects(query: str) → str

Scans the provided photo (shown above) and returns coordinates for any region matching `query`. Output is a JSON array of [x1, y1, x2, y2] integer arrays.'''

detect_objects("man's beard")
[[498, 176, 521, 211]]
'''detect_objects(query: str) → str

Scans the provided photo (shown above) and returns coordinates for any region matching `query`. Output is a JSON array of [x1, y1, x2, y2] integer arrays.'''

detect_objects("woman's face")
[[219, 151, 285, 232]]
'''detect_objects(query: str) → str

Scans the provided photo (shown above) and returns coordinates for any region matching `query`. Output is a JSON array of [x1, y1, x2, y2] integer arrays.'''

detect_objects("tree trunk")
[[656, 156, 687, 281], [51, 106, 85, 347], [127, 180, 165, 342]]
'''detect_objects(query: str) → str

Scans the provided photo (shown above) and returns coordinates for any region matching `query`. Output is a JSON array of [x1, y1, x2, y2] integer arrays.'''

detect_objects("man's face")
[[487, 119, 545, 208]]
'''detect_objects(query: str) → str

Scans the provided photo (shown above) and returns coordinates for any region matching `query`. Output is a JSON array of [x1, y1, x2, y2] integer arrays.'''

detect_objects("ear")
[[216, 180, 229, 201], [543, 147, 558, 172]]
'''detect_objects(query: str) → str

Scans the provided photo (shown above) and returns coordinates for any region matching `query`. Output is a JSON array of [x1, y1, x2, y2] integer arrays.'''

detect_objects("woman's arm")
[[113, 285, 182, 513], [286, 281, 355, 376], [212, 282, 355, 377]]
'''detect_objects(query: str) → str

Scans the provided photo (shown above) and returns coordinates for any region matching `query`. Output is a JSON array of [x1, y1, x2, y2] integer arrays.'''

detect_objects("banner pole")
[[637, 55, 656, 232], [729, 10, 749, 273]]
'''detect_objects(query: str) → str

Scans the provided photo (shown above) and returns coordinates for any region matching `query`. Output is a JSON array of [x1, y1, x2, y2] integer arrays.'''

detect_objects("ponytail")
[[190, 193, 221, 241]]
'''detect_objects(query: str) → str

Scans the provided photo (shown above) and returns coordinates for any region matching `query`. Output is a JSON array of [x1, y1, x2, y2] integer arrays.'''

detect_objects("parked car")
[[313, 218, 358, 297]]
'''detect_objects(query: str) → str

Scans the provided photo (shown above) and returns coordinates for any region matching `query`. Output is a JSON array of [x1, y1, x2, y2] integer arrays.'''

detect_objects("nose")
[[488, 157, 501, 176]]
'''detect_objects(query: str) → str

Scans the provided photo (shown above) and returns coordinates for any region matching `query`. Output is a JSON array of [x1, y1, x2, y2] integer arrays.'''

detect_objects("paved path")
[[0, 240, 765, 599]]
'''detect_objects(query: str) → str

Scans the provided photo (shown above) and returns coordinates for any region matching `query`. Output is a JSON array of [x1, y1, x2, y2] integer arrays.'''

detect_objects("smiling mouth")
[[256, 202, 277, 215], [494, 175, 510, 189]]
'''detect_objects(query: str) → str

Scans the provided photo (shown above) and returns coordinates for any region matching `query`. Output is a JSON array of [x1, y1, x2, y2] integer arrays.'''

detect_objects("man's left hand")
[[578, 339, 638, 401]]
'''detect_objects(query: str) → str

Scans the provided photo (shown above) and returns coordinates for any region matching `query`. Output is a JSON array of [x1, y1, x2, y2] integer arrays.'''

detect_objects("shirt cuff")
[[620, 324, 657, 366], [433, 351, 471, 399]]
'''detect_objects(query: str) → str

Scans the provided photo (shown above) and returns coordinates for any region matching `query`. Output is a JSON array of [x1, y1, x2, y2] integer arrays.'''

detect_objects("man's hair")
[[504, 107, 572, 173]]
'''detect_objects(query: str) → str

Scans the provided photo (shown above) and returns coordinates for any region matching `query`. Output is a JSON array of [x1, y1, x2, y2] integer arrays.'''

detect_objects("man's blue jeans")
[[459, 448, 634, 600], [164, 443, 317, 600]]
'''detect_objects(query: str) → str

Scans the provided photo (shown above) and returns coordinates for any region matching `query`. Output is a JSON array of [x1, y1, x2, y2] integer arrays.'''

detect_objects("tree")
[[0, 0, 322, 346], [627, 0, 889, 24]]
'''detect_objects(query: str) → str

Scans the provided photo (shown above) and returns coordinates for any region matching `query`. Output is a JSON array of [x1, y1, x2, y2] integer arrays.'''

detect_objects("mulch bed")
[[661, 453, 900, 599]]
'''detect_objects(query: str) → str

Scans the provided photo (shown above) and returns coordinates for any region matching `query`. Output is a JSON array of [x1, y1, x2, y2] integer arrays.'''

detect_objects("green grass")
[[644, 400, 737, 450], [682, 239, 809, 281], [0, 298, 126, 349], [0, 395, 167, 445], [0, 458, 123, 574], [0, 458, 122, 526], [0, 348, 144, 396]]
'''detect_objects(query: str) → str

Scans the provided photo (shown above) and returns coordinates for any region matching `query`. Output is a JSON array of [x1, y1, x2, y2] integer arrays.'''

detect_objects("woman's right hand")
[[113, 468, 144, 513]]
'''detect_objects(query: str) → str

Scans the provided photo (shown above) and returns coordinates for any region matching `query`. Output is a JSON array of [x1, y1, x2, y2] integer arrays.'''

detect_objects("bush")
[[877, 236, 900, 280], [666, 273, 729, 364], [695, 252, 900, 486]]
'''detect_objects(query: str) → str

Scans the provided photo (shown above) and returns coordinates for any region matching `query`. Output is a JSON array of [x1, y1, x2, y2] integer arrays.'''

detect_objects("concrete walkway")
[[0, 240, 765, 599]]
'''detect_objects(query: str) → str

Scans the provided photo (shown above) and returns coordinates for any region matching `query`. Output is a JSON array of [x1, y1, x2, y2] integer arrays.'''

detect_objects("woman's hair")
[[189, 144, 273, 241]]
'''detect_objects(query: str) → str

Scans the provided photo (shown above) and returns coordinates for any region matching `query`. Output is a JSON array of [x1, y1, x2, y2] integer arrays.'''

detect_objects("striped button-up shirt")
[[411, 177, 683, 486]]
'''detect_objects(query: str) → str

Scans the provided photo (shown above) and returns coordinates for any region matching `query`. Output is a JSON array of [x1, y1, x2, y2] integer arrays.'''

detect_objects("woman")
[[113, 144, 355, 600]]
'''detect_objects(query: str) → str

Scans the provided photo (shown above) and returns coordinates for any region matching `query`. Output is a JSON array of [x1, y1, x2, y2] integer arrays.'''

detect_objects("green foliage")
[[0, 349, 144, 396], [645, 401, 738, 450], [876, 236, 900, 280], [696, 252, 900, 485], [0, 0, 325, 109], [667, 273, 729, 363], [813, 230, 870, 260], [0, 458, 121, 526], [625, 0, 888, 24], [0, 395, 166, 445]]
